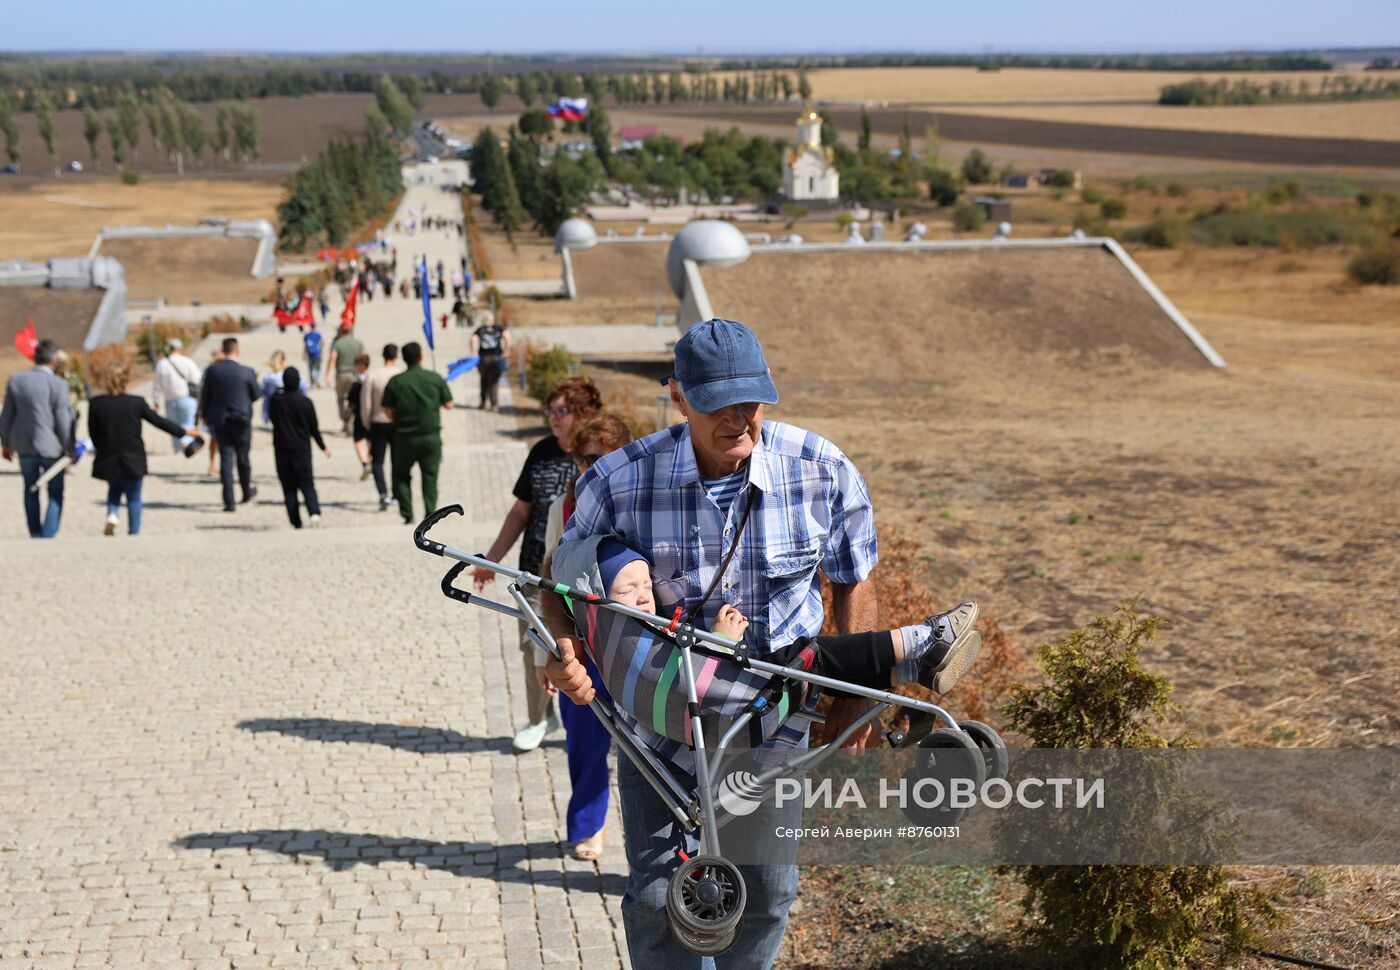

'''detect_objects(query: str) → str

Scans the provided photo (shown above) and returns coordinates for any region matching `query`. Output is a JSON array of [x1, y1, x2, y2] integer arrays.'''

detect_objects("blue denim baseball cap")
[[662, 318, 779, 413]]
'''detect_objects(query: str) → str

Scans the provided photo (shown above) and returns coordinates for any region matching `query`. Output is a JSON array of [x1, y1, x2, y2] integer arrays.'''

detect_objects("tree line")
[[468, 103, 987, 240], [0, 51, 1342, 117], [710, 53, 1336, 72], [276, 109, 404, 251], [0, 89, 260, 174], [1160, 74, 1400, 105]]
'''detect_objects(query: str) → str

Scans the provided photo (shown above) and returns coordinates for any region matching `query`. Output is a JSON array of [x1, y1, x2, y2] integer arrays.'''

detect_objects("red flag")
[[272, 302, 293, 328], [340, 280, 359, 330], [14, 318, 37, 361], [291, 292, 315, 329]]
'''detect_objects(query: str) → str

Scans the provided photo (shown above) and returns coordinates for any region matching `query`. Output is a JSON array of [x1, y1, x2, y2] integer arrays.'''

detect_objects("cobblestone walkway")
[[1, 164, 630, 969]]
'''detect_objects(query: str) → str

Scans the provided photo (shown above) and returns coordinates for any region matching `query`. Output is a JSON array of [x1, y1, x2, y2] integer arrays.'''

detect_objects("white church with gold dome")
[[782, 106, 839, 202]]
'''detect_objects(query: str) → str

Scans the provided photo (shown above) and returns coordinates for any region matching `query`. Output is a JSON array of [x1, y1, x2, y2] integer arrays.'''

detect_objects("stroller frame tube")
[[675, 631, 723, 856], [425, 530, 960, 727]]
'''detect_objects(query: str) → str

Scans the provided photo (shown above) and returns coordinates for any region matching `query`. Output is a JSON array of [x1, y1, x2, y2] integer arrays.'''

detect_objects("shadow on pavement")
[[172, 829, 625, 895], [238, 717, 564, 754]]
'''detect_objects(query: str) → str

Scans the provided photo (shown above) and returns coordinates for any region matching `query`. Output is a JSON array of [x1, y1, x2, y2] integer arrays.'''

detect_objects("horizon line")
[[2, 45, 1397, 59]]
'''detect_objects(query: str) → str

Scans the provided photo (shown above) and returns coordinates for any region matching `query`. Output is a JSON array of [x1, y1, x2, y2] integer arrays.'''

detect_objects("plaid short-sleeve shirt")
[[562, 420, 879, 768]]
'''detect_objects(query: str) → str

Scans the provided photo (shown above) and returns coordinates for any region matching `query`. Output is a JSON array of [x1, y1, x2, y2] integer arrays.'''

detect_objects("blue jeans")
[[617, 751, 800, 969], [166, 395, 197, 451], [106, 474, 144, 535], [306, 354, 322, 387], [19, 453, 65, 538], [561, 656, 612, 842]]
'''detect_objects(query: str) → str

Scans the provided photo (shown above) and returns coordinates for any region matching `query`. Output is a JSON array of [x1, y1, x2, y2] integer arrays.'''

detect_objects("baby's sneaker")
[[916, 602, 982, 694]]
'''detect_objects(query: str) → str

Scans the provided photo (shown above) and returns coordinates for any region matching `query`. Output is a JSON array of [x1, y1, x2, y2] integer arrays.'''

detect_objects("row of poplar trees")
[[0, 89, 259, 175]]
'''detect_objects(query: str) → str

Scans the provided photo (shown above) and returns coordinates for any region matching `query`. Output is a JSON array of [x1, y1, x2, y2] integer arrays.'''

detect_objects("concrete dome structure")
[[665, 220, 751, 297], [554, 217, 598, 253]]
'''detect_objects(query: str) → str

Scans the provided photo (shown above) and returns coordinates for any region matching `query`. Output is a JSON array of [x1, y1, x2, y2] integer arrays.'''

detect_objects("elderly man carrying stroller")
[[542, 318, 882, 970]]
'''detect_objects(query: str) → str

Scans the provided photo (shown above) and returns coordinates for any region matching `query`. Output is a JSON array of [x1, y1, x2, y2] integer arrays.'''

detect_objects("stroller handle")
[[414, 504, 464, 556], [441, 562, 474, 605], [413, 505, 603, 604]]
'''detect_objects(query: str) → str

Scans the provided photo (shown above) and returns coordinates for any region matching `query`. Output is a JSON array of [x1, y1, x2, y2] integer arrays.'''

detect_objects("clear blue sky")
[[3, 0, 1397, 54]]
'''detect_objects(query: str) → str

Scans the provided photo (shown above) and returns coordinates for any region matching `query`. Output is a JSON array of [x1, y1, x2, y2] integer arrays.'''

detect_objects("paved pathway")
[[0, 163, 631, 969]]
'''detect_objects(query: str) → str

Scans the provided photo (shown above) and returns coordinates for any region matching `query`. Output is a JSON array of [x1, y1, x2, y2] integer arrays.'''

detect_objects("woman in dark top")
[[267, 367, 331, 529], [471, 376, 602, 751], [87, 361, 203, 536]]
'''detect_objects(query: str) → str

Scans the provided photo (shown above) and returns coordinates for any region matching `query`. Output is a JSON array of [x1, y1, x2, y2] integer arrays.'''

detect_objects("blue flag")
[[420, 255, 434, 351], [445, 356, 480, 382]]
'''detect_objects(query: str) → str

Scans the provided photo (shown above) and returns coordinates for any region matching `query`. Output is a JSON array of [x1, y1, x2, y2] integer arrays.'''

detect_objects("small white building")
[[782, 106, 839, 202]]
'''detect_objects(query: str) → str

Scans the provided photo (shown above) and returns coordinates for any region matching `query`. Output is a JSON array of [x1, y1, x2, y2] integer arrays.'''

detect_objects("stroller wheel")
[[958, 720, 1009, 781], [666, 855, 746, 955], [899, 728, 987, 826]]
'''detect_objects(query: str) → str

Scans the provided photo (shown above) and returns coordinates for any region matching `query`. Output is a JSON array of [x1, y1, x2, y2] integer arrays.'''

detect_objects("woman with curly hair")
[[538, 412, 632, 860], [473, 376, 603, 752]]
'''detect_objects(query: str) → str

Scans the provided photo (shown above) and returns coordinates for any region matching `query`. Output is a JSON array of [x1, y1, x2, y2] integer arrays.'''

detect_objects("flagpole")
[[420, 254, 437, 371]]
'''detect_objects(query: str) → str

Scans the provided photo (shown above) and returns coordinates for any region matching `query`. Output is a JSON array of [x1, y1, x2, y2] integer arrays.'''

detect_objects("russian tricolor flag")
[[547, 97, 588, 122]]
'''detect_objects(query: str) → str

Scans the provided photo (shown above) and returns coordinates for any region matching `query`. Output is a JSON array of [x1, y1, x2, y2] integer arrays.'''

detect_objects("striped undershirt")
[[699, 467, 747, 517]]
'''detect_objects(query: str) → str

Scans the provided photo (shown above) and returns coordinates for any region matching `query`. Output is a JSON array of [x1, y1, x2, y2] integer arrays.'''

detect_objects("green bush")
[[525, 344, 579, 405], [960, 147, 993, 185], [1165, 182, 1188, 198], [1073, 209, 1109, 237], [1265, 180, 1303, 205], [1002, 603, 1276, 969], [1190, 207, 1361, 248], [1347, 244, 1400, 285], [120, 169, 140, 185], [1100, 198, 1128, 220], [952, 200, 985, 232], [926, 166, 961, 206], [1081, 186, 1106, 205], [1046, 168, 1078, 189], [1135, 217, 1185, 248]]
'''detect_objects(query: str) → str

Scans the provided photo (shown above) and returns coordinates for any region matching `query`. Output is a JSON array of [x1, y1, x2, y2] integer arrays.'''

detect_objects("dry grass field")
[[96, 235, 271, 303], [805, 65, 1400, 107], [0, 173, 284, 262], [941, 99, 1400, 142]]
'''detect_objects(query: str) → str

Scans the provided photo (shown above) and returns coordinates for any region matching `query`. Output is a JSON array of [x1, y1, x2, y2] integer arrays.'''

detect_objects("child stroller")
[[414, 506, 1006, 955]]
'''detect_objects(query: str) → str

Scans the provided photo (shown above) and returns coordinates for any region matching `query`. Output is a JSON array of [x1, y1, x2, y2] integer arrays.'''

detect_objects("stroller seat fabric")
[[579, 603, 805, 747]]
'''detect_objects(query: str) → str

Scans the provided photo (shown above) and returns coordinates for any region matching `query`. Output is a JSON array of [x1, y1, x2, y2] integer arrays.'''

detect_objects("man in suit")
[[198, 336, 261, 512], [1, 339, 76, 538]]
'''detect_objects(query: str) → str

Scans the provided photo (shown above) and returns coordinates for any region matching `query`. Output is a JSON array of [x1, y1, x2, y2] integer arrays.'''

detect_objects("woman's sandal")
[[572, 829, 606, 861]]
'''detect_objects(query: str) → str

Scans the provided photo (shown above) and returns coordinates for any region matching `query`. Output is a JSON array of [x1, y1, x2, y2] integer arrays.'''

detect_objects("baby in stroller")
[[566, 537, 983, 747]]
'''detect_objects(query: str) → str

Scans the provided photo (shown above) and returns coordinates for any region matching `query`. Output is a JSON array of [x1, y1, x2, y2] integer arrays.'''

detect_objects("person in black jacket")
[[87, 360, 203, 536], [267, 367, 330, 529], [197, 336, 261, 512]]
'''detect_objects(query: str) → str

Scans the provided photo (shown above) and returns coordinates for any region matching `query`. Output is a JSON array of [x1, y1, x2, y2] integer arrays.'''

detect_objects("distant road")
[[411, 123, 451, 161], [674, 104, 1400, 169]]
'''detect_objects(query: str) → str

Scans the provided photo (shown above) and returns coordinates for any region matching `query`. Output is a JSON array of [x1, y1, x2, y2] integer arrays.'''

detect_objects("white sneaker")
[[309, 514, 321, 528], [512, 719, 549, 753], [103, 513, 118, 537]]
